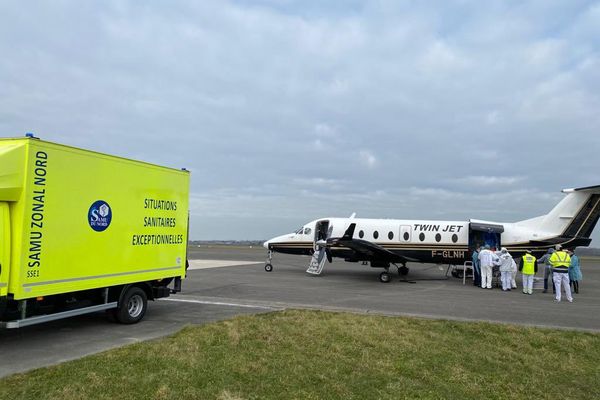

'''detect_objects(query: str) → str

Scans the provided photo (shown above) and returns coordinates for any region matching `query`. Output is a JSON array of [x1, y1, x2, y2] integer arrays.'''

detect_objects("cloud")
[[0, 1, 599, 243], [314, 123, 337, 137], [453, 176, 525, 187], [359, 150, 377, 169], [293, 177, 348, 188]]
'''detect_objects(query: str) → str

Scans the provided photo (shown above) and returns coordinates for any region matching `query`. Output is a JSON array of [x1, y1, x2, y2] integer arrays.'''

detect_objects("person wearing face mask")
[[479, 245, 498, 289], [498, 248, 514, 291]]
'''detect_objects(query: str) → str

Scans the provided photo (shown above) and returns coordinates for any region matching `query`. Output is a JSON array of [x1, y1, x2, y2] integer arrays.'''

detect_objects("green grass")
[[2, 310, 600, 400]]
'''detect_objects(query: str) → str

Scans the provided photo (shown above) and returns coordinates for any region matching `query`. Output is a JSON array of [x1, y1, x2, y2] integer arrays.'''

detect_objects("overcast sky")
[[1, 1, 599, 242]]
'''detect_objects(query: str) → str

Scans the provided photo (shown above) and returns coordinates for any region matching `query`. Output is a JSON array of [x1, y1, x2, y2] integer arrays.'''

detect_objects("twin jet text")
[[413, 224, 463, 233]]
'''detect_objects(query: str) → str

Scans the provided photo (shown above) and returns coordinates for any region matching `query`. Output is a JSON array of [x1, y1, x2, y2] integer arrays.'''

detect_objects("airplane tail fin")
[[518, 185, 600, 244]]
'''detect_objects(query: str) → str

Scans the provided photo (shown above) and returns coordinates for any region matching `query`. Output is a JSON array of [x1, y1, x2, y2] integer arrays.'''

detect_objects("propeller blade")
[[326, 248, 332, 263]]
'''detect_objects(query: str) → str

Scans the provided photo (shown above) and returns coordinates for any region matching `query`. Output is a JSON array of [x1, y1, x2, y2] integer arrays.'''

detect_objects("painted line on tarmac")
[[187, 259, 263, 270], [162, 295, 600, 333], [160, 297, 277, 310]]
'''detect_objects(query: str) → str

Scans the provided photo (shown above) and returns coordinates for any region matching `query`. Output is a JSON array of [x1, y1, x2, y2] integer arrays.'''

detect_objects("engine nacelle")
[[370, 261, 390, 269]]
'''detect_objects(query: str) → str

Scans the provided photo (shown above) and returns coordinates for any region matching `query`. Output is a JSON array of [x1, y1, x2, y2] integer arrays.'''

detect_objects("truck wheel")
[[115, 286, 148, 324]]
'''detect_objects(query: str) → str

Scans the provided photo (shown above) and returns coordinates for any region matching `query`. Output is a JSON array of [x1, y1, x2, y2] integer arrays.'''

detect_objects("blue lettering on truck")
[[88, 200, 112, 232], [28, 151, 48, 278]]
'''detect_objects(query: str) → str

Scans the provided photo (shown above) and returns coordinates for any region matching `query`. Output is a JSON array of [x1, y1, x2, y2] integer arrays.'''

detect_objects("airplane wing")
[[336, 238, 408, 262], [329, 223, 417, 264]]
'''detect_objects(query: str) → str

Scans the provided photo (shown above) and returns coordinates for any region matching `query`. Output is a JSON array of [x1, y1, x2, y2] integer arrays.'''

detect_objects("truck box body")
[[0, 138, 189, 307]]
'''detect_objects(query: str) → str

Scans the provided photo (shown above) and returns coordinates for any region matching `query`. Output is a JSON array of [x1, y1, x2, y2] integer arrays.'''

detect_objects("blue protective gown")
[[569, 255, 582, 281]]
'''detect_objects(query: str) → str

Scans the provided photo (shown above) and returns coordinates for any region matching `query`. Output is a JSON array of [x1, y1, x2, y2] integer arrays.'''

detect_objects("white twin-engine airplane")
[[263, 185, 600, 282]]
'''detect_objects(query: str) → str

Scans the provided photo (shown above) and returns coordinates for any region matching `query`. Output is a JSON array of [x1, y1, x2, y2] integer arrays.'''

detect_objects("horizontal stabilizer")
[[562, 185, 600, 193]]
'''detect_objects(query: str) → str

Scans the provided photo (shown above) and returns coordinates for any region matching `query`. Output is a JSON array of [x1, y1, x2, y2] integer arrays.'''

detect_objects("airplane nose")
[[263, 240, 270, 249]]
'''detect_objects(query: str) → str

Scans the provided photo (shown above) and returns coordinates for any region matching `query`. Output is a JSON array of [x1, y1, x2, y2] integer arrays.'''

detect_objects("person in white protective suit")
[[498, 248, 515, 291], [510, 257, 518, 289], [478, 245, 499, 289]]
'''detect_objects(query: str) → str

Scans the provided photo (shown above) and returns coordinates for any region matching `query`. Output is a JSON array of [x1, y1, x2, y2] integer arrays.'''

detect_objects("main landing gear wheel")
[[451, 269, 462, 279], [379, 271, 392, 283], [265, 263, 273, 272]]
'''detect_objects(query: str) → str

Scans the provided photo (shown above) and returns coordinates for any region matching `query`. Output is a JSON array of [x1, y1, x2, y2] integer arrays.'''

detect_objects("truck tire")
[[115, 286, 148, 324]]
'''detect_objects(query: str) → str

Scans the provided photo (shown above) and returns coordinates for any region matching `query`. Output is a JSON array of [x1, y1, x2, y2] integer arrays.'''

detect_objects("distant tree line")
[[189, 240, 264, 247]]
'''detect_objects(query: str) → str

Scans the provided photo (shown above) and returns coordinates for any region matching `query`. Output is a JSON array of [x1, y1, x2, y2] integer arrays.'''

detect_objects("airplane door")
[[468, 221, 504, 250], [400, 225, 412, 242], [314, 220, 330, 243], [0, 203, 10, 297]]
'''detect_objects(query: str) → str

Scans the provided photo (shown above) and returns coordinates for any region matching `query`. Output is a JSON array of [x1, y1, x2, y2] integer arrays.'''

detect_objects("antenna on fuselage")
[[349, 212, 356, 219]]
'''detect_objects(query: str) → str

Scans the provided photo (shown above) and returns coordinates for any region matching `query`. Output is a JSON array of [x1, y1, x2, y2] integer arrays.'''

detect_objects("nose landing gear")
[[264, 250, 273, 272]]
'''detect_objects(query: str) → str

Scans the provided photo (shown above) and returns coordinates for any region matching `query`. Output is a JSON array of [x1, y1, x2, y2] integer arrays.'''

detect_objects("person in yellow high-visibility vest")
[[549, 244, 573, 302], [518, 250, 538, 294]]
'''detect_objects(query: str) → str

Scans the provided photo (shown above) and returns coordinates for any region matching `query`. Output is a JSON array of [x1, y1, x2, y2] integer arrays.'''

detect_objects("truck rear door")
[[0, 202, 9, 297]]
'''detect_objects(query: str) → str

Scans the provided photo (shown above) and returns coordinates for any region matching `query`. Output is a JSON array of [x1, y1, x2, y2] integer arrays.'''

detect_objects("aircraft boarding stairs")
[[306, 247, 327, 275]]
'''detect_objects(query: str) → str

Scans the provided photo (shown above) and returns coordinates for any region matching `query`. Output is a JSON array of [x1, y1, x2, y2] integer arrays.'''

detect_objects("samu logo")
[[88, 200, 112, 232]]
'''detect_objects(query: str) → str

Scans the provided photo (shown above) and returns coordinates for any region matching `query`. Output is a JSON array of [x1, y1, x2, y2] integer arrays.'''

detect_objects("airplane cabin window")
[[373, 231, 379, 239], [419, 233, 425, 241], [388, 231, 394, 240], [359, 230, 364, 238], [435, 233, 441, 242], [304, 228, 312, 235], [403, 232, 410, 241], [452, 234, 458, 243]]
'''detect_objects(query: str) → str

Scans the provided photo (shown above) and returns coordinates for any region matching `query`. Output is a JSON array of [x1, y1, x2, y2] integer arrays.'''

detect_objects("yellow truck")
[[0, 136, 190, 328]]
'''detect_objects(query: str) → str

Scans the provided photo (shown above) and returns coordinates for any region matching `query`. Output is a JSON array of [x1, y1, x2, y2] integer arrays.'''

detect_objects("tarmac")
[[1, 245, 599, 378]]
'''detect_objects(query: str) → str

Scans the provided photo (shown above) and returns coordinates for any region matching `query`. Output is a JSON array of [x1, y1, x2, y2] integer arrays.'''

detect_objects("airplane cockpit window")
[[304, 228, 312, 235], [295, 227, 304, 235]]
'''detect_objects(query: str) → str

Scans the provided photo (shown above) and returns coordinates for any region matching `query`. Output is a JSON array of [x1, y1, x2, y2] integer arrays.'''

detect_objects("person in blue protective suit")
[[567, 249, 582, 294], [483, 232, 499, 249], [472, 245, 481, 287]]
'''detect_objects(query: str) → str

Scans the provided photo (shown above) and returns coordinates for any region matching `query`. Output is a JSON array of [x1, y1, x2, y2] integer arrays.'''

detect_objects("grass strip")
[[1, 310, 600, 399]]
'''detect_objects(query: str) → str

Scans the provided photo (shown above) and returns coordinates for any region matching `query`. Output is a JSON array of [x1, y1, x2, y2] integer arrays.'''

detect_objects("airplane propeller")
[[315, 225, 334, 263], [317, 223, 358, 263]]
